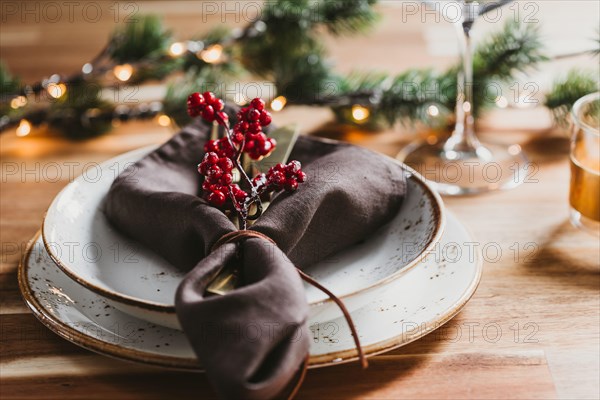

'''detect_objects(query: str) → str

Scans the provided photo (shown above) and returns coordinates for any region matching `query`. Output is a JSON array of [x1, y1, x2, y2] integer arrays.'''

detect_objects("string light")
[[462, 101, 472, 113], [427, 105, 439, 117], [157, 114, 171, 127], [200, 44, 223, 64], [169, 42, 186, 57], [82, 63, 93, 74], [351, 104, 370, 122], [10, 96, 27, 109], [16, 119, 31, 137], [270, 96, 287, 112], [114, 64, 133, 82], [47, 83, 67, 99]]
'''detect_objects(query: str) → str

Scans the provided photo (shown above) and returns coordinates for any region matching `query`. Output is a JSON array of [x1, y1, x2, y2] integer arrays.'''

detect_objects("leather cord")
[[211, 230, 369, 398]]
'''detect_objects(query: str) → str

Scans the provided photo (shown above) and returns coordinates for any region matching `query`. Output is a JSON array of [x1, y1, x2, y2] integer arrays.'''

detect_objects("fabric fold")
[[104, 119, 408, 399]]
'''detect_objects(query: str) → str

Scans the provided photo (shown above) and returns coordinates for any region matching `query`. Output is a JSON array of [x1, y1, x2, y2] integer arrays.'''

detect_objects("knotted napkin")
[[104, 120, 407, 399]]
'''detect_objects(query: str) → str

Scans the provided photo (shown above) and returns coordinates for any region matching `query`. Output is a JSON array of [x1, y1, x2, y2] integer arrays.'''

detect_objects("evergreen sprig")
[[108, 15, 171, 63], [320, 20, 547, 127], [545, 70, 599, 126]]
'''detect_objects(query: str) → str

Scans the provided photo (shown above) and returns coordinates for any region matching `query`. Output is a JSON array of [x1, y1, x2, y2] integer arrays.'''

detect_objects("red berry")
[[297, 170, 307, 183], [247, 108, 261, 121], [198, 161, 209, 175], [217, 137, 235, 158], [260, 139, 273, 156], [253, 173, 266, 186], [274, 163, 285, 173], [287, 160, 301, 174], [202, 105, 215, 122], [204, 140, 219, 153], [218, 157, 233, 171], [208, 165, 223, 179], [205, 152, 219, 165], [188, 92, 205, 107], [217, 111, 229, 123], [187, 93, 206, 117], [236, 108, 248, 122], [207, 191, 226, 207], [232, 186, 247, 202], [221, 173, 233, 184], [250, 98, 265, 111], [212, 99, 225, 111], [284, 179, 298, 192], [233, 132, 244, 143], [269, 171, 285, 186], [203, 91, 217, 104], [248, 121, 262, 134], [259, 111, 272, 126], [244, 140, 255, 151]]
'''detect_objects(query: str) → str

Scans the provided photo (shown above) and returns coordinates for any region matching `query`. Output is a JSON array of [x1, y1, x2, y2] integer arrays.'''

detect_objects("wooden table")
[[1, 2, 599, 399]]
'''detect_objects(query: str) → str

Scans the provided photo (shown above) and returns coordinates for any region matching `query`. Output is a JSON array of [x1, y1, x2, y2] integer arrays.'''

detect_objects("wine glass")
[[397, 0, 528, 195]]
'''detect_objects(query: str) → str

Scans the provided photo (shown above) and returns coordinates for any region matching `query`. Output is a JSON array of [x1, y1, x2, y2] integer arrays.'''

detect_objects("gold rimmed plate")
[[21, 211, 481, 370]]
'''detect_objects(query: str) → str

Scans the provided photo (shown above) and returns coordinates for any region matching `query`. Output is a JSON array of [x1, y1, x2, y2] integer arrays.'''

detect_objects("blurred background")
[[1, 0, 598, 152]]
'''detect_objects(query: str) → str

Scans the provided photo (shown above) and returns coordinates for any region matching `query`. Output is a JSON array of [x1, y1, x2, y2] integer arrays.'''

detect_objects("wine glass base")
[[397, 138, 529, 196]]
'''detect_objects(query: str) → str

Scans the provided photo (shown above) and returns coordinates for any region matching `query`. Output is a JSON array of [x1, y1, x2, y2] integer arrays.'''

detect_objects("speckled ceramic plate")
[[41, 145, 445, 328], [21, 212, 480, 370]]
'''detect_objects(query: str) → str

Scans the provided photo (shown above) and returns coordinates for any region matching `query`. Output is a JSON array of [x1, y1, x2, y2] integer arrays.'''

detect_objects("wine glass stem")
[[444, 23, 481, 154]]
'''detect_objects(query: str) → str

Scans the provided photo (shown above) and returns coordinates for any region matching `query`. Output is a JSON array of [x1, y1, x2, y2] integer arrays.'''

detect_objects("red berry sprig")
[[187, 91, 306, 228], [265, 161, 307, 192]]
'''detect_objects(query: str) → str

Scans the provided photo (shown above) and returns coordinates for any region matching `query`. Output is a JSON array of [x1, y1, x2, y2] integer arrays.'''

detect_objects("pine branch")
[[316, 0, 379, 36], [108, 15, 171, 63], [327, 20, 547, 126], [378, 69, 452, 125], [545, 69, 599, 126], [0, 62, 20, 96]]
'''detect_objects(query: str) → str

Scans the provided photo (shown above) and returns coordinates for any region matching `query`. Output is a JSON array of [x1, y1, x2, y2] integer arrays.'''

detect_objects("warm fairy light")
[[351, 105, 370, 122], [200, 44, 223, 64], [82, 63, 93, 74], [427, 105, 439, 117], [16, 119, 31, 137], [270, 96, 287, 112], [463, 101, 472, 113], [169, 42, 186, 57], [495, 96, 508, 109], [508, 144, 522, 156], [157, 114, 171, 127], [10, 96, 27, 109], [426, 135, 438, 145], [114, 64, 133, 82], [47, 83, 67, 99]]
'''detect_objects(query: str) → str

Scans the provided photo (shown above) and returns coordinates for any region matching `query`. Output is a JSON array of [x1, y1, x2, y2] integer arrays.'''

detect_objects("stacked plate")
[[20, 146, 482, 369]]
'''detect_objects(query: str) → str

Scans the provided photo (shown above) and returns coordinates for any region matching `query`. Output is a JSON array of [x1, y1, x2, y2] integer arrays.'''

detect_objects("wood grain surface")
[[1, 2, 599, 399]]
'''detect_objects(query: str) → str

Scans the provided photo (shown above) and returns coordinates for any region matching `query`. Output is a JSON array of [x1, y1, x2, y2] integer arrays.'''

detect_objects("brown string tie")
[[211, 230, 369, 372]]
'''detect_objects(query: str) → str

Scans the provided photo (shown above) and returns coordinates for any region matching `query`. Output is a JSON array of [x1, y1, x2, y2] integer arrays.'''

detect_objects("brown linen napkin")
[[104, 120, 407, 399]]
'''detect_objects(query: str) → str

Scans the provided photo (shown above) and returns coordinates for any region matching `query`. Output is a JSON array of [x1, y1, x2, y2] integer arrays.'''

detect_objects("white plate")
[[42, 145, 445, 328], [22, 212, 480, 369]]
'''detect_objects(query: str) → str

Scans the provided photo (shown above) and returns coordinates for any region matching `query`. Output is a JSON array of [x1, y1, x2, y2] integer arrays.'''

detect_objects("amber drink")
[[569, 92, 600, 235]]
